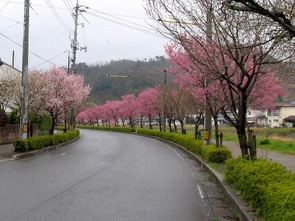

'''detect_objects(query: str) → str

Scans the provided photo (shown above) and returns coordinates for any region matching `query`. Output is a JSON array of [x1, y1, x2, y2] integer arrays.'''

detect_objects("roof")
[[283, 115, 295, 122], [272, 103, 295, 108]]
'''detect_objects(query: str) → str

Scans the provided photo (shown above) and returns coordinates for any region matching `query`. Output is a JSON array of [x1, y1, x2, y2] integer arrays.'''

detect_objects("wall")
[[0, 124, 19, 145]]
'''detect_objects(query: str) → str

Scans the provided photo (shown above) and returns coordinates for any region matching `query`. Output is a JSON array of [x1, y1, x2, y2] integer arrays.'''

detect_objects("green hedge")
[[225, 158, 295, 220], [13, 130, 80, 152], [78, 125, 136, 133], [137, 128, 232, 163]]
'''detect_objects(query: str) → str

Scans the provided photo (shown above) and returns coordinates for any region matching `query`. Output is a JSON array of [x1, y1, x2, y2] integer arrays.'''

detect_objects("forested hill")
[[75, 56, 170, 104]]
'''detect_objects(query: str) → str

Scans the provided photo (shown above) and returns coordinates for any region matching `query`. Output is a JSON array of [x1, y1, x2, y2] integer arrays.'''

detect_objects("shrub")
[[13, 139, 29, 152], [260, 139, 270, 145], [201, 145, 232, 163], [12, 129, 80, 152], [225, 157, 295, 219], [136, 128, 231, 163]]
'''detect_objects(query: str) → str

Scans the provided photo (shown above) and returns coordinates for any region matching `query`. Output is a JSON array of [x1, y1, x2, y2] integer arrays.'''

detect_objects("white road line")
[[197, 185, 204, 199], [61, 153, 66, 156], [165, 144, 185, 161]]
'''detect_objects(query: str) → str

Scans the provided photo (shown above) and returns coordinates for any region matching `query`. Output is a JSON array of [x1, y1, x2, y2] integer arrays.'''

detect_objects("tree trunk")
[[148, 116, 153, 129], [237, 127, 249, 158], [213, 115, 219, 147], [50, 116, 56, 135], [158, 114, 162, 132], [168, 118, 172, 132], [180, 121, 185, 134], [173, 120, 177, 132], [194, 114, 202, 139], [140, 116, 143, 128]]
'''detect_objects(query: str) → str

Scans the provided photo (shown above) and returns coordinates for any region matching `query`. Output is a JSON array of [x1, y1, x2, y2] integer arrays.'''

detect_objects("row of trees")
[[77, 50, 282, 148], [76, 85, 198, 133], [0, 66, 90, 135], [144, 0, 294, 157]]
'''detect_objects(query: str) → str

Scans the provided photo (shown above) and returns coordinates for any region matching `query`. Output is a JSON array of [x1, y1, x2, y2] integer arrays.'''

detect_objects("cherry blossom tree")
[[40, 67, 90, 134], [165, 39, 284, 155], [137, 88, 159, 129], [101, 100, 122, 127], [120, 94, 138, 128]]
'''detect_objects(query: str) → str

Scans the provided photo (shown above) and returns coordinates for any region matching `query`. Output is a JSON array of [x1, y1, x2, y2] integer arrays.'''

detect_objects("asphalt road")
[[0, 129, 236, 221]]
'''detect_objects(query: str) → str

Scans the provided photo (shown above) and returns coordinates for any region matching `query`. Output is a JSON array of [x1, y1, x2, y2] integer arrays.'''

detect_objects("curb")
[[12, 136, 80, 160], [135, 133, 259, 221], [173, 142, 258, 221]]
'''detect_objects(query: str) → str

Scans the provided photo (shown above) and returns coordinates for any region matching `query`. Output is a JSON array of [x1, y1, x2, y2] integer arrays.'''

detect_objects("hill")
[[75, 56, 170, 104]]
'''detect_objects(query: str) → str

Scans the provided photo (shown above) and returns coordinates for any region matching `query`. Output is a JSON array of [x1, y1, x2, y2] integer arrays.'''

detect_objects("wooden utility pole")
[[20, 0, 30, 139]]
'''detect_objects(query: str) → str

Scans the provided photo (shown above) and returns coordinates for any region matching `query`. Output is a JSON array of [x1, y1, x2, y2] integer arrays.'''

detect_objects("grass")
[[152, 125, 295, 155], [220, 128, 295, 154]]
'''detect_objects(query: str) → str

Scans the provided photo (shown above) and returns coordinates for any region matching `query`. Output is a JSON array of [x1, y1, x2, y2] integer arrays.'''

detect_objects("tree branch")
[[224, 0, 295, 39]]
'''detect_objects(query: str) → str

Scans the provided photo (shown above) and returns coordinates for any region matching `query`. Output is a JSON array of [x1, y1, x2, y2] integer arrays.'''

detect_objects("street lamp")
[[158, 9, 213, 144], [106, 74, 129, 78]]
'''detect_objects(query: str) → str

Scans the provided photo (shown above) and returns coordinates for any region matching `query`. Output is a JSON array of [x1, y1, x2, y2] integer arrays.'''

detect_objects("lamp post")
[[158, 4, 213, 143]]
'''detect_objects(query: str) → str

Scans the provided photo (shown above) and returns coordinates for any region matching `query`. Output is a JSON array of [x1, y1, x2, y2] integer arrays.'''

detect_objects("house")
[[247, 103, 295, 127], [0, 60, 21, 113]]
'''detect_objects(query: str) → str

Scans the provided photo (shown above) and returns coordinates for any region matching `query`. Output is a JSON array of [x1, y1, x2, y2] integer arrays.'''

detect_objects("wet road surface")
[[0, 129, 236, 221]]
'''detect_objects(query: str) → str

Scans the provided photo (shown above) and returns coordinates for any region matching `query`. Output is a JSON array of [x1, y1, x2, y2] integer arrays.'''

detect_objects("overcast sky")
[[0, 0, 169, 70]]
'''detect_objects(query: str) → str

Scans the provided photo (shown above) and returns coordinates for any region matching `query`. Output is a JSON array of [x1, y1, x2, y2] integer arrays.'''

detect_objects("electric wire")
[[44, 0, 72, 33], [0, 32, 59, 67], [88, 8, 153, 31], [0, 0, 11, 13], [62, 0, 74, 18], [0, 21, 20, 32], [30, 4, 67, 51], [31, 50, 67, 68], [86, 11, 162, 38]]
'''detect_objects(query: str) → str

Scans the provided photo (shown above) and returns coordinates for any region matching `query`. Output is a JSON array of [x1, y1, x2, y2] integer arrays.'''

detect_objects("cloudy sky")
[[0, 0, 169, 70]]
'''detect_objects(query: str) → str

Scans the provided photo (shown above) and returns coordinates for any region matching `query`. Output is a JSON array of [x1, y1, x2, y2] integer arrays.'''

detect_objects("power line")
[[44, 0, 72, 33], [0, 32, 58, 67], [86, 11, 161, 38], [30, 4, 67, 50], [31, 50, 67, 68], [0, 0, 11, 13]]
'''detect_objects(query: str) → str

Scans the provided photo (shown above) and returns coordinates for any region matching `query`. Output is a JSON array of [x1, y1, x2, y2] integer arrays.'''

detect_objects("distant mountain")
[[75, 56, 170, 104], [75, 57, 295, 105]]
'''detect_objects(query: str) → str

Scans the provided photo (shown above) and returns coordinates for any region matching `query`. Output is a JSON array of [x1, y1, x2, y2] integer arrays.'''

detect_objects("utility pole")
[[69, 0, 87, 129], [20, 0, 30, 139], [204, 3, 213, 145], [70, 0, 87, 74]]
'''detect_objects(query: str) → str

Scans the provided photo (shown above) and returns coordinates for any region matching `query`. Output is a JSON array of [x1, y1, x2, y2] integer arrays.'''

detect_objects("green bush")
[[136, 128, 231, 163], [260, 139, 270, 145], [13, 139, 29, 152], [225, 157, 295, 220], [13, 129, 80, 152], [201, 145, 232, 163]]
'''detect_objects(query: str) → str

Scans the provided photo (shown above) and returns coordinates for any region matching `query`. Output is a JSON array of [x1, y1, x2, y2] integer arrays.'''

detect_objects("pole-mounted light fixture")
[[106, 74, 129, 78]]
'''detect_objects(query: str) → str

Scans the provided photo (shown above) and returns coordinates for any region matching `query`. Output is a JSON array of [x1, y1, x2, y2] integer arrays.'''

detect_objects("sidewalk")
[[223, 141, 295, 172], [0, 143, 15, 160]]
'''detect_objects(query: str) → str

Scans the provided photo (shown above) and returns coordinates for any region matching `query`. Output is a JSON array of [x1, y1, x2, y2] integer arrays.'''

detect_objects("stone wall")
[[0, 124, 19, 145]]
